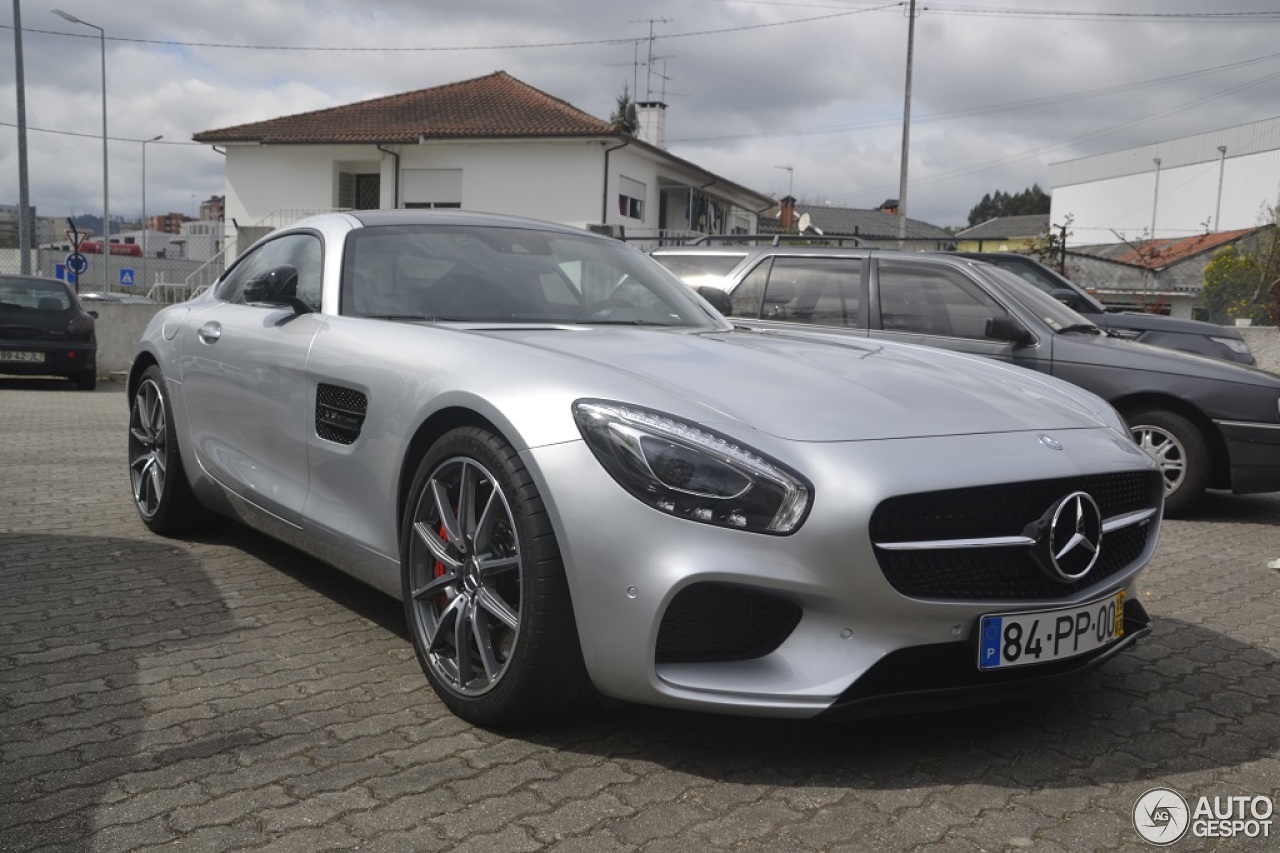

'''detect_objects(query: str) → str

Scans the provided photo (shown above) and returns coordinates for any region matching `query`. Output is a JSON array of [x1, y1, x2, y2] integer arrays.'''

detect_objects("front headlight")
[[1209, 335, 1252, 356], [572, 400, 812, 534]]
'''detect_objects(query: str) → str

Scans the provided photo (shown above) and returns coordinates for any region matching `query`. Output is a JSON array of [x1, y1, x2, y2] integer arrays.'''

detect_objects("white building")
[[193, 72, 771, 259], [1050, 116, 1280, 247]]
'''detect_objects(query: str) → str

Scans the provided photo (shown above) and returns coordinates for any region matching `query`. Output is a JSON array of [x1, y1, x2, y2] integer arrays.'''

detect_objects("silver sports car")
[[128, 211, 1163, 726]]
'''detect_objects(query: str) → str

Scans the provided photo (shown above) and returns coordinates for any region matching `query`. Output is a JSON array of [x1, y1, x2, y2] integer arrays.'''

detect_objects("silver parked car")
[[129, 211, 1162, 725]]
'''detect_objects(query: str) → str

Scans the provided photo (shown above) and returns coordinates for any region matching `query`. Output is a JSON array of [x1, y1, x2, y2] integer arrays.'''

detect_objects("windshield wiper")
[[1056, 323, 1102, 335]]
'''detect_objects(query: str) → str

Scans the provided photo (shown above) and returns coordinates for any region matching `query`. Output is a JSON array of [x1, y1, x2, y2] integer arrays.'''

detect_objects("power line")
[[7, 5, 899, 53], [822, 68, 1280, 206], [669, 50, 1280, 144]]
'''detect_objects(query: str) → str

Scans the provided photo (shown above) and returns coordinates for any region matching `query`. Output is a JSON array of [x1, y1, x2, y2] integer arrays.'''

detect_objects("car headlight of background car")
[[573, 400, 811, 534]]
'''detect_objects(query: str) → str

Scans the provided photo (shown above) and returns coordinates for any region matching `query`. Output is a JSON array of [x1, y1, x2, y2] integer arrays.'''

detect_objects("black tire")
[[401, 426, 589, 727], [73, 370, 96, 391], [1126, 407, 1210, 516], [127, 365, 205, 534]]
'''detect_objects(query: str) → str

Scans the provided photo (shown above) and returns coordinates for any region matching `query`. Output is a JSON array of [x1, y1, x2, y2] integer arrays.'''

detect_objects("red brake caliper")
[[434, 523, 449, 608]]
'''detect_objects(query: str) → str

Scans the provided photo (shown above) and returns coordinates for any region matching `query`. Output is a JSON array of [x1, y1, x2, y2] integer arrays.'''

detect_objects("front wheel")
[[1126, 407, 1210, 516], [127, 365, 204, 534], [401, 427, 589, 726]]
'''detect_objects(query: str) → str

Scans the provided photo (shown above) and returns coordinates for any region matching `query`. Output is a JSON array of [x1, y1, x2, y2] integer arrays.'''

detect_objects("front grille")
[[870, 471, 1161, 600], [655, 583, 801, 664], [315, 383, 368, 445]]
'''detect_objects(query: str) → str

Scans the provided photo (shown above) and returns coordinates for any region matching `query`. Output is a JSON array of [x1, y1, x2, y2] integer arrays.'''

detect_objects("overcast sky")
[[3, 0, 1280, 231]]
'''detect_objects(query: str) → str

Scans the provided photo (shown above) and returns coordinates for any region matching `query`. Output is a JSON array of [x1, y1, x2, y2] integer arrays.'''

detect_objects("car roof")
[[336, 208, 603, 238]]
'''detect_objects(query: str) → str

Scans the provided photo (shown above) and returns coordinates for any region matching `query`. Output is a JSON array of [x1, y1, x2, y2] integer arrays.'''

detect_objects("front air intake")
[[655, 583, 801, 664]]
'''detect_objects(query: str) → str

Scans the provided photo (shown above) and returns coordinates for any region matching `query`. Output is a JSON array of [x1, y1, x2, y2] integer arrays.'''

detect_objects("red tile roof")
[[1113, 228, 1258, 269], [193, 71, 616, 144]]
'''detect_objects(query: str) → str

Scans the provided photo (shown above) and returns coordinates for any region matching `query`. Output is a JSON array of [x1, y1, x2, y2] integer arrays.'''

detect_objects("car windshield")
[[979, 266, 1100, 333], [0, 278, 71, 312], [651, 253, 747, 289], [978, 257, 1107, 314], [342, 225, 724, 328]]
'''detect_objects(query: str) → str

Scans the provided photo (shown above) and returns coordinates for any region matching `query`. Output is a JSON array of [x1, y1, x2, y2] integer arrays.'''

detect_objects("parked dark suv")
[[0, 275, 98, 390], [652, 245, 1280, 514], [957, 252, 1254, 365]]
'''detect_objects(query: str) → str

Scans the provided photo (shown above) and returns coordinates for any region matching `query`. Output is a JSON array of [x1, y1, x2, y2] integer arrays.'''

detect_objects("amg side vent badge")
[[316, 383, 368, 445]]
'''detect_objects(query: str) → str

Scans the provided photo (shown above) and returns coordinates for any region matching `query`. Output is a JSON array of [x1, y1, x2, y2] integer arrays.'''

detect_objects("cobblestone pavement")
[[1, 379, 1277, 853]]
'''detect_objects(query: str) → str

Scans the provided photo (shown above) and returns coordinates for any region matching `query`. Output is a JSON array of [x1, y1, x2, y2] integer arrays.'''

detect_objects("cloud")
[[3, 0, 1279, 231]]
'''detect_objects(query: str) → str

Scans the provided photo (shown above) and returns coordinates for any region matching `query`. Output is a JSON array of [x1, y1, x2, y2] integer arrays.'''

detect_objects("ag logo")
[[1133, 787, 1190, 845]]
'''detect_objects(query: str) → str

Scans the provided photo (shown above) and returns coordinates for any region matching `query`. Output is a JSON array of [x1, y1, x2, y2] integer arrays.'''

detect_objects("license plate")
[[0, 350, 44, 363], [978, 590, 1125, 670]]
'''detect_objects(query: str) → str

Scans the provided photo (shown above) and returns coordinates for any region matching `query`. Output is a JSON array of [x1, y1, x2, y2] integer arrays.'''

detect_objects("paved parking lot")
[[1, 379, 1278, 852]]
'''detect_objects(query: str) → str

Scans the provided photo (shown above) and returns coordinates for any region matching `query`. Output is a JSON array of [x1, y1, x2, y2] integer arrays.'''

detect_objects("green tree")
[[1201, 218, 1280, 326], [610, 85, 639, 135], [967, 185, 1051, 226]]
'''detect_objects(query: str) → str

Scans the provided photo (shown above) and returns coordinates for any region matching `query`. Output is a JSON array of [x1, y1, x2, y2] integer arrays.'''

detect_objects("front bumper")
[[525, 426, 1160, 718], [1215, 420, 1280, 494], [820, 597, 1151, 720]]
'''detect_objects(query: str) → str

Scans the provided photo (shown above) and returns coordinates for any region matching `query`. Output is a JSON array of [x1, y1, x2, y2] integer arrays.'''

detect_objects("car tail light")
[[66, 314, 94, 337]]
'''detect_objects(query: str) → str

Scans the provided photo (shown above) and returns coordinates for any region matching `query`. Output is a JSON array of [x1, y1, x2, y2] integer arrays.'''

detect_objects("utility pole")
[[897, 0, 920, 247], [13, 0, 32, 274]]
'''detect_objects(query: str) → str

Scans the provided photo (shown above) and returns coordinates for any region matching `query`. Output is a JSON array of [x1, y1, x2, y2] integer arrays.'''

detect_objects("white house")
[[193, 71, 772, 258], [1049, 116, 1280, 247]]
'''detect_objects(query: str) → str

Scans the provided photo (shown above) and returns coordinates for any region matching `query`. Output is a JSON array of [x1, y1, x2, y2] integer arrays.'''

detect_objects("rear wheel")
[[1126, 407, 1210, 516], [128, 365, 204, 534], [73, 370, 96, 391], [401, 426, 589, 726]]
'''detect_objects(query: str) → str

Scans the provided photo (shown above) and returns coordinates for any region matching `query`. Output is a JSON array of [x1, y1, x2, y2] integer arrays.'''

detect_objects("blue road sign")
[[120, 269, 136, 287], [66, 252, 88, 275]]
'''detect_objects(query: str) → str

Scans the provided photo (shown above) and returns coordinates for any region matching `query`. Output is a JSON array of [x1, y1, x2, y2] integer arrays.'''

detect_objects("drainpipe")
[[377, 145, 401, 208], [601, 138, 630, 225]]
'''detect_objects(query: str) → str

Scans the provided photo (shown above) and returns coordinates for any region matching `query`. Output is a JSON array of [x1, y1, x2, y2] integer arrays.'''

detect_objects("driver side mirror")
[[985, 316, 1033, 346], [1049, 288, 1085, 311], [695, 285, 733, 315], [243, 265, 311, 314]]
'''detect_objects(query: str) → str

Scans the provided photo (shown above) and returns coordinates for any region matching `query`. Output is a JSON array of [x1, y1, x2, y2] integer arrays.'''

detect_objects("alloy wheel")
[[128, 378, 169, 518], [407, 456, 522, 696], [1131, 424, 1186, 495]]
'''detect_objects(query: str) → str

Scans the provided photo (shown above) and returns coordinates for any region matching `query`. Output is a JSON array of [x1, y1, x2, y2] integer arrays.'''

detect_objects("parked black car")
[[0, 275, 97, 390], [652, 246, 1280, 514], [957, 252, 1254, 365]]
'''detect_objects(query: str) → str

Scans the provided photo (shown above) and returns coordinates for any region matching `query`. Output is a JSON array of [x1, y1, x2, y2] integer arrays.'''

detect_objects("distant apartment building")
[[146, 212, 189, 234]]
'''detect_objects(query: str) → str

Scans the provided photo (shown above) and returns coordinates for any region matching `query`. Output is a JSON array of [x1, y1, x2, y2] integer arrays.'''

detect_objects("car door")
[[179, 231, 325, 519], [728, 255, 867, 336], [870, 259, 1022, 362]]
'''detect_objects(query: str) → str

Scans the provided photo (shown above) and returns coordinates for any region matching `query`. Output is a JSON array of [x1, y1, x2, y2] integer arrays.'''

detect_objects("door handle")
[[197, 321, 222, 344]]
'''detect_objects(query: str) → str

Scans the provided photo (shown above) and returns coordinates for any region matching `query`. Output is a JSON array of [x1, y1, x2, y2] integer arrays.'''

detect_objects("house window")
[[338, 172, 380, 209], [618, 176, 645, 221], [355, 175, 380, 210], [403, 169, 462, 209]]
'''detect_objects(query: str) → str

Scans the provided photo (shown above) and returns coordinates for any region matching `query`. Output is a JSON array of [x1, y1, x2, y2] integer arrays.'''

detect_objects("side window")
[[216, 233, 323, 308], [878, 262, 1008, 339], [730, 260, 770, 318], [764, 257, 861, 327]]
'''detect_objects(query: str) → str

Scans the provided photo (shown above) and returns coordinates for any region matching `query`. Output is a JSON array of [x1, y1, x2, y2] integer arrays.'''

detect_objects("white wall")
[[1051, 131, 1280, 247], [219, 139, 687, 234]]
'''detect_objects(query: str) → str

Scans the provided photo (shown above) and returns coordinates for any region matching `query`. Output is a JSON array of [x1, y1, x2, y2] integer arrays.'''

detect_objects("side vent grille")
[[316, 383, 368, 445]]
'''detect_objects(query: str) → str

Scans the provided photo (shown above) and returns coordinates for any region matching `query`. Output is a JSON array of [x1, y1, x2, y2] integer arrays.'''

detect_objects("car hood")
[[1093, 311, 1244, 338], [1050, 330, 1280, 385], [475, 326, 1112, 442]]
